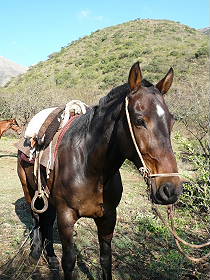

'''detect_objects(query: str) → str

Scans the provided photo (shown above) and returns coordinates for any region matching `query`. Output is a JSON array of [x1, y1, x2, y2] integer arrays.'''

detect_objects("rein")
[[125, 96, 210, 263], [153, 205, 210, 263]]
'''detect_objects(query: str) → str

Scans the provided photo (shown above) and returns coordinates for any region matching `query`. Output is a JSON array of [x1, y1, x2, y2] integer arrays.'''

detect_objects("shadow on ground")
[[0, 153, 17, 158], [0, 198, 209, 280]]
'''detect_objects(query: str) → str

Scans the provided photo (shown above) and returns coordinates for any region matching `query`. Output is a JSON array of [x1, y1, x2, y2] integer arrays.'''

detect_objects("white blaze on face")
[[156, 104, 165, 117]]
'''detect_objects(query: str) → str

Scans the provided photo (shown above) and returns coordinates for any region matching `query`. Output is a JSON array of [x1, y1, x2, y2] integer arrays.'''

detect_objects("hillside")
[[0, 56, 27, 86], [1, 19, 209, 122], [6, 19, 209, 90]]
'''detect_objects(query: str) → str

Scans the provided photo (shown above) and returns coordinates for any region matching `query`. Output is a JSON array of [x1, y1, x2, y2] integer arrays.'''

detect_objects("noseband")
[[125, 97, 180, 183]]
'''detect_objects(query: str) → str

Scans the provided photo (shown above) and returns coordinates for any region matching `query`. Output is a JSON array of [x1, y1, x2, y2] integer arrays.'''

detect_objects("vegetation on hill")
[[0, 19, 208, 119], [5, 20, 209, 90]]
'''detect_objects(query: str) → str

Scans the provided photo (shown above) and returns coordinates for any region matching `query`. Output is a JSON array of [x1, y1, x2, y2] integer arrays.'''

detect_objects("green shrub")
[[170, 50, 179, 56], [195, 45, 209, 58], [175, 133, 210, 215], [55, 69, 72, 85]]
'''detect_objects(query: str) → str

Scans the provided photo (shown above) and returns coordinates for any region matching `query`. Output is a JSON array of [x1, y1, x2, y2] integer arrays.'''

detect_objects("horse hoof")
[[45, 255, 60, 269]]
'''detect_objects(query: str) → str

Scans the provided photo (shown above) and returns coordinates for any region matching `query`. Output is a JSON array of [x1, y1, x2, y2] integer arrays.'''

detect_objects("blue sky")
[[1, 0, 209, 66]]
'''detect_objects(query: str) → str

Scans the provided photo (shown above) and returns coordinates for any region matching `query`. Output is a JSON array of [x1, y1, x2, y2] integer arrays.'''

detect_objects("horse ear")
[[156, 68, 174, 95], [128, 62, 143, 91]]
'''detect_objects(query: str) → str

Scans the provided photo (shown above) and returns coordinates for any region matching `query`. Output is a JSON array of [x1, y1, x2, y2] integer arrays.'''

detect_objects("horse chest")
[[66, 181, 105, 218]]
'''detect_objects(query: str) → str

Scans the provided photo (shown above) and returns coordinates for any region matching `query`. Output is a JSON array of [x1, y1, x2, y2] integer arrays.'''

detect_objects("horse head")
[[10, 119, 22, 134], [126, 62, 183, 205]]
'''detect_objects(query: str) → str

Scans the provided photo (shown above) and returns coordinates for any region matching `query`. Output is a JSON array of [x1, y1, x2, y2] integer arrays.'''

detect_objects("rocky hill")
[[199, 27, 210, 35], [0, 56, 27, 86]]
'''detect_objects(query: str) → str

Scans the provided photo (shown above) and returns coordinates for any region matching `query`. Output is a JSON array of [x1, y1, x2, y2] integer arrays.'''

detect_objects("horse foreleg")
[[57, 203, 78, 280], [30, 211, 43, 261], [29, 207, 58, 269], [39, 204, 59, 268], [94, 209, 116, 280]]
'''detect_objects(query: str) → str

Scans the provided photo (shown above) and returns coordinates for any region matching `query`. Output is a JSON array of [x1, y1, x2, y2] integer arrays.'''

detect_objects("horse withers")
[[0, 119, 21, 138], [17, 62, 183, 280]]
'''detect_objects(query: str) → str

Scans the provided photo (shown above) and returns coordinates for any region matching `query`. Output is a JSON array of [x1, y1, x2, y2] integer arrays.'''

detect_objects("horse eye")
[[135, 118, 147, 128]]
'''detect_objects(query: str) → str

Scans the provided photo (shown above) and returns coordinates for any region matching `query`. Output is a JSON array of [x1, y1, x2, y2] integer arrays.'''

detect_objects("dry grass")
[[0, 137, 209, 280]]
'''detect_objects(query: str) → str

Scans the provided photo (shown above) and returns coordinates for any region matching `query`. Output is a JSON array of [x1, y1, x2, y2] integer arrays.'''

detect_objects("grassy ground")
[[0, 136, 209, 280]]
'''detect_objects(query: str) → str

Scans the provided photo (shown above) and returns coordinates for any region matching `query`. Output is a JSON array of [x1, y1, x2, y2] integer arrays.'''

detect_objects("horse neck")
[[0, 120, 11, 135], [87, 98, 129, 181], [102, 110, 140, 181]]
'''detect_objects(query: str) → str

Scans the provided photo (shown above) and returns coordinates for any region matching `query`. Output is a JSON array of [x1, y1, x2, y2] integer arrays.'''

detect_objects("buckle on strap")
[[139, 167, 150, 178]]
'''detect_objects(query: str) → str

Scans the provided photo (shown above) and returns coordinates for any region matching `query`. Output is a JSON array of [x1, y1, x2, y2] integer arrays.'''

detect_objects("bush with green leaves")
[[175, 133, 210, 217]]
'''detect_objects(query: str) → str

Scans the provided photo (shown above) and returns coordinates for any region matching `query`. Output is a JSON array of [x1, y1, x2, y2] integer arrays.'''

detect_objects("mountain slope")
[[0, 56, 27, 86], [6, 19, 208, 93], [2, 19, 209, 124]]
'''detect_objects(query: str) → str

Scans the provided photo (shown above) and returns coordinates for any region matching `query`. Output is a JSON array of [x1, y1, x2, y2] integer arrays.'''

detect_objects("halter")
[[125, 96, 180, 182]]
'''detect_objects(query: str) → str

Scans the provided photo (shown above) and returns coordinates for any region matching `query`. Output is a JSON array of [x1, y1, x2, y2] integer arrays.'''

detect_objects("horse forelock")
[[142, 79, 154, 88]]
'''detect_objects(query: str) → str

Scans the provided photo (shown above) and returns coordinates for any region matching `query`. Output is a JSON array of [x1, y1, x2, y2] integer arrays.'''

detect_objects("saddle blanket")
[[24, 100, 88, 140], [16, 99, 88, 170], [15, 115, 79, 170]]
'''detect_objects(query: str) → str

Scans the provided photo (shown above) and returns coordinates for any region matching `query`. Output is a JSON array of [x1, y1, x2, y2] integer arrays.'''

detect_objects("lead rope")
[[153, 205, 210, 263], [125, 96, 210, 263]]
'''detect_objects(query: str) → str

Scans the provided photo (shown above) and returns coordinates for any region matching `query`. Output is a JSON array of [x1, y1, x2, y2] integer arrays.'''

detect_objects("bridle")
[[125, 96, 180, 182], [125, 96, 210, 263]]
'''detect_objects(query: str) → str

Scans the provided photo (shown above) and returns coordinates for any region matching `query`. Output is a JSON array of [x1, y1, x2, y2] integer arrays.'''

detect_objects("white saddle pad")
[[24, 100, 88, 140], [24, 107, 58, 139]]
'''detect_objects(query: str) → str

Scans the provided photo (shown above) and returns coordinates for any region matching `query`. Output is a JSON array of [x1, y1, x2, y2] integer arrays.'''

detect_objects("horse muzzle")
[[151, 181, 183, 205]]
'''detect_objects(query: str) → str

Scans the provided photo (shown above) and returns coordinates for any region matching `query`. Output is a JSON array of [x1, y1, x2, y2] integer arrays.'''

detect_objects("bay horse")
[[17, 62, 183, 280], [0, 119, 21, 138]]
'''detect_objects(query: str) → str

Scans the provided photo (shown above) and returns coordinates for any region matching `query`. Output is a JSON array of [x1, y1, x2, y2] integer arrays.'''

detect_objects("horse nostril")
[[157, 182, 177, 204], [152, 182, 182, 205], [163, 184, 171, 198]]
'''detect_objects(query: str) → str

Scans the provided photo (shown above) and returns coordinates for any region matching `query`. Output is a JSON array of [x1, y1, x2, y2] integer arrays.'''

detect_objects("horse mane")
[[64, 79, 153, 145], [98, 83, 130, 108], [99, 79, 153, 107]]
